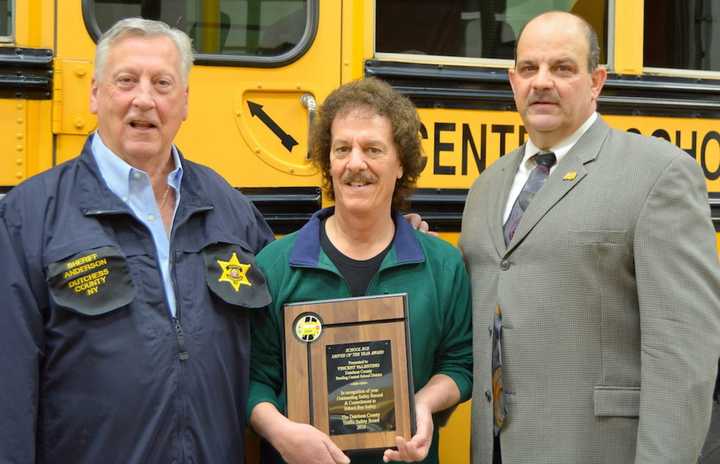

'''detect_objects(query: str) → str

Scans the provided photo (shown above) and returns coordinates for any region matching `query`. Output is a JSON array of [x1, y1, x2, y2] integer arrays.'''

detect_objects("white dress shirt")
[[503, 112, 598, 223]]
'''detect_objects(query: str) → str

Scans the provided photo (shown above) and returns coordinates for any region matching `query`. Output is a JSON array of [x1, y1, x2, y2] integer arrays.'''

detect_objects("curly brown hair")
[[309, 77, 426, 211]]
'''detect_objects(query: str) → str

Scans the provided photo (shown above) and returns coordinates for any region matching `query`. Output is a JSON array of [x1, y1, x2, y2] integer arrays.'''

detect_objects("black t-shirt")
[[320, 218, 392, 297]]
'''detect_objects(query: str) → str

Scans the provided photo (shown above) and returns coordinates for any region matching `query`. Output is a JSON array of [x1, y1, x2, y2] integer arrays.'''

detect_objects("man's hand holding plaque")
[[250, 403, 350, 464], [384, 402, 432, 463], [383, 375, 461, 462]]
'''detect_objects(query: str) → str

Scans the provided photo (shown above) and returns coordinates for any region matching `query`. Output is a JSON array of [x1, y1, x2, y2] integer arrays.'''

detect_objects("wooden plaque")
[[283, 293, 415, 452]]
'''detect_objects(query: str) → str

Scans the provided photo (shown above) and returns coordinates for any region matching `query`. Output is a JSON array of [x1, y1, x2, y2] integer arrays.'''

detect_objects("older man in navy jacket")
[[0, 18, 272, 463]]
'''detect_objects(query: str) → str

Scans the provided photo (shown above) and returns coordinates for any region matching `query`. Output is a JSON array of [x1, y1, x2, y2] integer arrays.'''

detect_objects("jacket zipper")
[[168, 211, 187, 464], [166, 202, 214, 461], [173, 316, 189, 361]]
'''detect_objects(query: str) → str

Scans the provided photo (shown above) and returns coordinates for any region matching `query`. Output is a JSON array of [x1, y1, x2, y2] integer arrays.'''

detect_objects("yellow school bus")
[[2, 0, 719, 462]]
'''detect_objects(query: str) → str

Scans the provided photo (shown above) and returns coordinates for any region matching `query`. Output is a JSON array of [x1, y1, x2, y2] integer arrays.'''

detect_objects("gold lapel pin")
[[563, 171, 577, 181]]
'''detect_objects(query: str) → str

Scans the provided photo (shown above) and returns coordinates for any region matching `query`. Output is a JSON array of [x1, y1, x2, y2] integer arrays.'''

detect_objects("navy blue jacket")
[[0, 135, 274, 463]]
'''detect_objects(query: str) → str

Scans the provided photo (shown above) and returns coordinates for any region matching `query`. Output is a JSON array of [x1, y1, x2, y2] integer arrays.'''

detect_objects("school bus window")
[[89, 0, 308, 57], [375, 0, 607, 63], [644, 0, 720, 72], [0, 0, 12, 39]]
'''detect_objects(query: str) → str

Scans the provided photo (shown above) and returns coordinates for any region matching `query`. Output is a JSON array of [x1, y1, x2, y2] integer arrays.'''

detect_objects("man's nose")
[[532, 66, 554, 90], [346, 145, 367, 170], [131, 80, 155, 109]]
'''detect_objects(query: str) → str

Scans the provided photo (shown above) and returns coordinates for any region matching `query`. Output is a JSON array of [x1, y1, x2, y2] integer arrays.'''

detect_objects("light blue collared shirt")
[[91, 133, 183, 316]]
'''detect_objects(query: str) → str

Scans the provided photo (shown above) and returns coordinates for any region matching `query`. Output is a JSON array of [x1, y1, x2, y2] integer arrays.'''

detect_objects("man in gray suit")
[[460, 11, 720, 464]]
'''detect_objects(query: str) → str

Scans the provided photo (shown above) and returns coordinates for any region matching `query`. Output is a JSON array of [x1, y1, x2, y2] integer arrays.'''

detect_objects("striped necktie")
[[503, 151, 557, 245]]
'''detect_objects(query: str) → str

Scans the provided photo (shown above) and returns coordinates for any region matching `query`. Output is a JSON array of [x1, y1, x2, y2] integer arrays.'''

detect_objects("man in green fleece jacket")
[[247, 77, 473, 464]]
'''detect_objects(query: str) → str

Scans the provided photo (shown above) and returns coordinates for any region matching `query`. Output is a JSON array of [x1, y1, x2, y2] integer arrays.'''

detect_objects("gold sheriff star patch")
[[217, 252, 252, 292]]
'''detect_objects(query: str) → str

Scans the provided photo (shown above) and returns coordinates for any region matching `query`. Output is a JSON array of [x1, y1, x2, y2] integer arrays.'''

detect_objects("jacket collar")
[[289, 207, 425, 268], [76, 134, 213, 217]]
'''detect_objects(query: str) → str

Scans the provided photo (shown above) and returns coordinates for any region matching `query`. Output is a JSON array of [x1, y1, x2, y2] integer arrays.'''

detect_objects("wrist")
[[414, 392, 443, 416], [268, 417, 298, 452], [251, 402, 293, 446]]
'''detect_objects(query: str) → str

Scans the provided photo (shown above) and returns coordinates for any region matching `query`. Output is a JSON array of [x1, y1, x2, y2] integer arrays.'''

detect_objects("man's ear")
[[89, 78, 98, 115], [508, 68, 518, 95], [590, 66, 607, 101], [182, 85, 189, 121]]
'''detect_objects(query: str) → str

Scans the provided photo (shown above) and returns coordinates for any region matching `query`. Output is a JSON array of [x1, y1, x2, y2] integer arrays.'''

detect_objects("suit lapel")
[[506, 117, 611, 254], [489, 147, 525, 256]]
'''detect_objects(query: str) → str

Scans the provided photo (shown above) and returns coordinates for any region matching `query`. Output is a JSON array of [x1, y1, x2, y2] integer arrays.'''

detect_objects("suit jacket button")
[[485, 390, 492, 402], [500, 259, 510, 270]]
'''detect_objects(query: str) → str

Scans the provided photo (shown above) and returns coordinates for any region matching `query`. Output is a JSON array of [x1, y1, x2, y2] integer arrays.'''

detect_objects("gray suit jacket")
[[460, 117, 720, 464]]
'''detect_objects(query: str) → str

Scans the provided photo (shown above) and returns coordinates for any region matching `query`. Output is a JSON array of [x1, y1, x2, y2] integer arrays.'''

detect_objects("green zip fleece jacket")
[[248, 208, 473, 464]]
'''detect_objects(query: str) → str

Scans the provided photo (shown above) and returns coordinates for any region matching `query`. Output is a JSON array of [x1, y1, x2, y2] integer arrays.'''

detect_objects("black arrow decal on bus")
[[247, 101, 299, 152]]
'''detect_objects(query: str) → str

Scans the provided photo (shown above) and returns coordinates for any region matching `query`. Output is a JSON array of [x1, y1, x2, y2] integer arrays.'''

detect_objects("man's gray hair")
[[95, 17, 194, 84]]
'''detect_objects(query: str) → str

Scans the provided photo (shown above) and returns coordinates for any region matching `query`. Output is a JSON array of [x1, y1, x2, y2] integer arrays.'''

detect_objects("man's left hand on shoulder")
[[403, 213, 437, 236]]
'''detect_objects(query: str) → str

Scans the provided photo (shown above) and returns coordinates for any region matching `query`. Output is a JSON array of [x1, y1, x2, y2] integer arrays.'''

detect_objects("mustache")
[[340, 171, 376, 184], [528, 93, 559, 105]]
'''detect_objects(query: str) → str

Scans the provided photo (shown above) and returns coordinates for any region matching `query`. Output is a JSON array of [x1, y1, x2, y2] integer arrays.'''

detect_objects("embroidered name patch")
[[47, 246, 135, 316]]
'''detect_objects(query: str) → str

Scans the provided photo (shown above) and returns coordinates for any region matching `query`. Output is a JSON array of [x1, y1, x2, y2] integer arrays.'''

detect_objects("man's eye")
[[519, 66, 536, 75], [333, 146, 350, 156], [367, 147, 383, 155], [156, 78, 173, 89], [116, 76, 135, 86]]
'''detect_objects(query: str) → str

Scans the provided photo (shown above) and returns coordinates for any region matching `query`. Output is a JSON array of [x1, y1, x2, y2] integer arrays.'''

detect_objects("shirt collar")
[[91, 132, 184, 202], [522, 112, 597, 168], [289, 207, 425, 268]]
